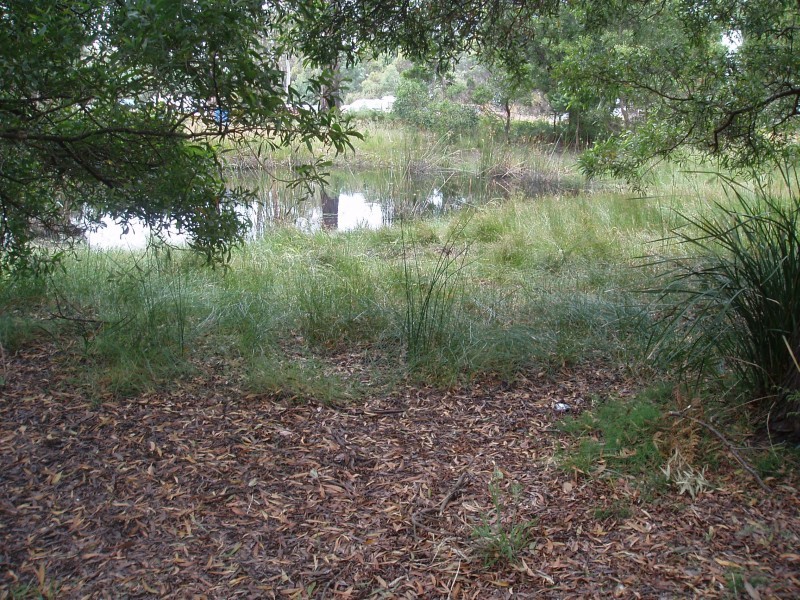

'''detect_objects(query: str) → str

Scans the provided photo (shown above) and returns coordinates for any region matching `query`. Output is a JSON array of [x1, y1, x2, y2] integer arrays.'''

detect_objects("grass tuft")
[[648, 169, 800, 432], [471, 470, 536, 567]]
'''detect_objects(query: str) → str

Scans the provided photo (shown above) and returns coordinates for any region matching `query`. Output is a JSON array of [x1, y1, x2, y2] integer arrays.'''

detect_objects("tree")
[[475, 6, 622, 147], [1, 0, 561, 274], [563, 0, 800, 180], [0, 0, 356, 274], [5, 0, 794, 275]]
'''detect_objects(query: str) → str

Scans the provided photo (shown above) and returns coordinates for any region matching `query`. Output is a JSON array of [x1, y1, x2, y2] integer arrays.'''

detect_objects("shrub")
[[392, 80, 429, 125], [471, 84, 494, 106], [392, 80, 478, 137], [650, 172, 800, 434], [427, 100, 478, 137]]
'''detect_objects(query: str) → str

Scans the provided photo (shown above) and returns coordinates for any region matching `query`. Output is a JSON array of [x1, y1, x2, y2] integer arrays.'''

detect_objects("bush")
[[471, 84, 494, 106], [506, 120, 555, 144], [650, 172, 800, 435], [392, 80, 478, 137], [392, 80, 429, 125]]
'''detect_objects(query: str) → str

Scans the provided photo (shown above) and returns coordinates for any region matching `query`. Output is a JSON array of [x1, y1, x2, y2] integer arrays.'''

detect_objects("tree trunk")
[[569, 107, 581, 149], [320, 187, 339, 230], [504, 99, 511, 143], [320, 57, 343, 110], [283, 55, 292, 94]]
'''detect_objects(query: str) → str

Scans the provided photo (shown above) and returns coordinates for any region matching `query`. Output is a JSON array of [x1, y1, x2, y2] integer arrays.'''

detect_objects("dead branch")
[[439, 471, 470, 516]]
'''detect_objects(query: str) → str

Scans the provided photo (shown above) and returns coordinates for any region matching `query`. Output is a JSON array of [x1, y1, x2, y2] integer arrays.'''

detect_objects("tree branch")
[[713, 87, 800, 150]]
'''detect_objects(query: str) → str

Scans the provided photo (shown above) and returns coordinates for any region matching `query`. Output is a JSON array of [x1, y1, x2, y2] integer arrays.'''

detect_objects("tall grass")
[[2, 166, 715, 397], [401, 219, 470, 367], [294, 240, 391, 349], [649, 169, 800, 432], [31, 246, 206, 396], [324, 121, 580, 184]]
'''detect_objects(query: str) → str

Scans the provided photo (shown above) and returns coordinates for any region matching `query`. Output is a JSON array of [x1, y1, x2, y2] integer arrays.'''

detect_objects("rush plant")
[[649, 169, 800, 433]]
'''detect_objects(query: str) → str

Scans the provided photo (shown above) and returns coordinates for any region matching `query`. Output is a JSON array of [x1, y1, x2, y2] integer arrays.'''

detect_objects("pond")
[[84, 167, 583, 249]]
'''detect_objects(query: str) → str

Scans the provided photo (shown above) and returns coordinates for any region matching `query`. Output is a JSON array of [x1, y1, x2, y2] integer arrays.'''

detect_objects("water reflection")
[[327, 192, 386, 231], [321, 187, 339, 229], [83, 167, 580, 249], [85, 217, 188, 250]]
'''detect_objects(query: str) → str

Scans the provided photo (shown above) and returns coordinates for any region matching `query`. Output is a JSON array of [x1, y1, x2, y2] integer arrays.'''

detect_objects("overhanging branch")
[[713, 87, 800, 150]]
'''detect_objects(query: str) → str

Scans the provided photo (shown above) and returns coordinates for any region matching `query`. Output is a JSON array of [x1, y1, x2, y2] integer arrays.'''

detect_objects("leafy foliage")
[[0, 0, 358, 274], [4, 0, 796, 275], [392, 79, 478, 136], [570, 0, 800, 179]]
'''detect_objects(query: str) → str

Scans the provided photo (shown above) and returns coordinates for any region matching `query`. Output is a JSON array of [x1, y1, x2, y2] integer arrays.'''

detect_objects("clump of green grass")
[[490, 231, 532, 269], [0, 272, 50, 352], [401, 218, 470, 370], [43, 246, 210, 397], [724, 570, 770, 599], [465, 208, 507, 243], [293, 241, 391, 350], [0, 315, 48, 354], [751, 444, 800, 479], [471, 470, 536, 567], [559, 390, 667, 478]]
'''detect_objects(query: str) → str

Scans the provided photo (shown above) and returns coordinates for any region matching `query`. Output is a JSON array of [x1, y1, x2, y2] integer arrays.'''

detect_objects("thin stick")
[[411, 507, 442, 539], [446, 559, 461, 600], [439, 471, 470, 516], [669, 411, 769, 491], [439, 454, 480, 515]]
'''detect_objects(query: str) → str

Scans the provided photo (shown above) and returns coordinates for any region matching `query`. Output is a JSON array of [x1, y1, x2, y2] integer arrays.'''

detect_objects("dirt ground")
[[2, 342, 799, 599]]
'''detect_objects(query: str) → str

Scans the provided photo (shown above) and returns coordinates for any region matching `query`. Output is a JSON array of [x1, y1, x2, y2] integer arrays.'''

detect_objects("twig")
[[48, 312, 105, 326], [669, 410, 769, 491], [362, 408, 407, 417], [412, 457, 478, 539], [49, 293, 105, 326], [446, 559, 461, 600], [439, 454, 481, 515], [411, 507, 442, 539], [438, 471, 470, 516]]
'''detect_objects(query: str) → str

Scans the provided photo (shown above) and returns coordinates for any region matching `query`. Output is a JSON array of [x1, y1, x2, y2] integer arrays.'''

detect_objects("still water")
[[85, 168, 579, 249]]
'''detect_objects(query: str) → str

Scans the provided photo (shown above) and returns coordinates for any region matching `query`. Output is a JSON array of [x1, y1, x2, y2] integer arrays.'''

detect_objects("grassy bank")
[[4, 157, 800, 600], [1, 190, 689, 400], [4, 148, 798, 493], [229, 119, 584, 190]]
